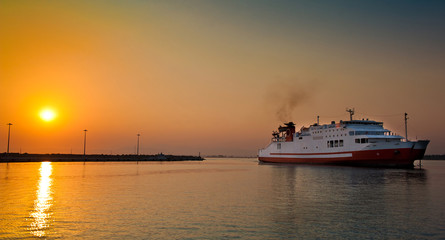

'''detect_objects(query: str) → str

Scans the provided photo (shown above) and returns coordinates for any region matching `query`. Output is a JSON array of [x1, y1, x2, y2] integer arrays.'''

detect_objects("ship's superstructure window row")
[[351, 131, 386, 136], [327, 140, 344, 148], [355, 138, 369, 144]]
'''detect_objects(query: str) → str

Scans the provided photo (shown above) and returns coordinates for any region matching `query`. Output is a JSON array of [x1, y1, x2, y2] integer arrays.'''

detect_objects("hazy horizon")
[[1, 1, 445, 156]]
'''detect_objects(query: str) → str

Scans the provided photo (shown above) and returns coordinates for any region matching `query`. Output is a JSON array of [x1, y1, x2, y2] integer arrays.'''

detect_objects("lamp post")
[[137, 134, 140, 155], [83, 129, 87, 159], [7, 123, 12, 154]]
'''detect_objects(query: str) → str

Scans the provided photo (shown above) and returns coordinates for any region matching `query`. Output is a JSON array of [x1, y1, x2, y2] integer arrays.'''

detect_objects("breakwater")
[[0, 153, 204, 162]]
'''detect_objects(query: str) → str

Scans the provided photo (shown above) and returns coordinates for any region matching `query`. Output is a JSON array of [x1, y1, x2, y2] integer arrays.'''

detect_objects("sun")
[[39, 108, 57, 122]]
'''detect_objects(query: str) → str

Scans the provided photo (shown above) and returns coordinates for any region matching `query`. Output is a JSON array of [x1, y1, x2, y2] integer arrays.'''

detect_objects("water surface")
[[1, 159, 444, 239]]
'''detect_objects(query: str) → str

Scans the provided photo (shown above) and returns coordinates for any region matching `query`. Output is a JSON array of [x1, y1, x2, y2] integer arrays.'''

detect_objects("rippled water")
[[1, 159, 444, 239]]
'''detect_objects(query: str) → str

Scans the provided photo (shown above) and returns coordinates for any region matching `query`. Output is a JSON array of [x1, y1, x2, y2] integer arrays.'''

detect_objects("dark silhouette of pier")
[[0, 153, 204, 162]]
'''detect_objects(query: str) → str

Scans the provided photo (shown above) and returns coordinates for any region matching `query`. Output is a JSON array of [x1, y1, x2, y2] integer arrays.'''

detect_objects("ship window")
[[327, 142, 330, 148], [355, 139, 360, 144], [334, 140, 339, 147], [277, 143, 281, 149], [340, 140, 344, 147], [330, 141, 334, 148], [360, 138, 368, 144]]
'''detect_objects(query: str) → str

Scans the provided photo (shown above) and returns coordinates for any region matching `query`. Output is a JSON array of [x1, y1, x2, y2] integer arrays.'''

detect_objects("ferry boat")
[[258, 111, 429, 168]]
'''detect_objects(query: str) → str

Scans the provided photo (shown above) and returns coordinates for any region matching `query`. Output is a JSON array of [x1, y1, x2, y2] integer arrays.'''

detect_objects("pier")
[[0, 153, 204, 162]]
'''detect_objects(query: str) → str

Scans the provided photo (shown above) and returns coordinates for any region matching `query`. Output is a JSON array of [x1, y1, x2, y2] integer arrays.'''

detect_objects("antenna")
[[405, 113, 409, 141], [346, 108, 355, 121], [317, 116, 319, 125]]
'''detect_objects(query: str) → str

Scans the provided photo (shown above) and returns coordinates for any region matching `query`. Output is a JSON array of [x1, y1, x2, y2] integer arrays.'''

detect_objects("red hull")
[[258, 148, 427, 168]]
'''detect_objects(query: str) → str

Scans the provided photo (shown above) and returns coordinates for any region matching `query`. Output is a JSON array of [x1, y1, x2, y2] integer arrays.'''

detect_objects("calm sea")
[[1, 159, 444, 239]]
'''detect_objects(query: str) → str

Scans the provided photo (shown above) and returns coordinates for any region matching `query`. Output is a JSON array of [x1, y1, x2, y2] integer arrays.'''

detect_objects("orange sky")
[[1, 1, 445, 155]]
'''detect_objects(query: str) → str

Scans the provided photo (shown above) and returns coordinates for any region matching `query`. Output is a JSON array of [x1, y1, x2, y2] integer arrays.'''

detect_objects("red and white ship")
[[258, 111, 429, 168]]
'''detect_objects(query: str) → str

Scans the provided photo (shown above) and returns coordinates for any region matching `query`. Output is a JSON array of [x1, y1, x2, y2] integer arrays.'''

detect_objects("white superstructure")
[[258, 116, 429, 168]]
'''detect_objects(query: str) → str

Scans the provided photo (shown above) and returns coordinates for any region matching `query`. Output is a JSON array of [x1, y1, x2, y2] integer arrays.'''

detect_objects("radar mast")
[[346, 108, 355, 121]]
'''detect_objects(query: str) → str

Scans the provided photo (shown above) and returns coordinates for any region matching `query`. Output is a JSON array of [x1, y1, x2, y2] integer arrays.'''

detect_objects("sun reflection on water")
[[29, 162, 53, 237]]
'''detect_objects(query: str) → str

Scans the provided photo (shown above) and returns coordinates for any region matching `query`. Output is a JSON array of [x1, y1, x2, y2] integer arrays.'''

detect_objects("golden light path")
[[29, 162, 53, 237]]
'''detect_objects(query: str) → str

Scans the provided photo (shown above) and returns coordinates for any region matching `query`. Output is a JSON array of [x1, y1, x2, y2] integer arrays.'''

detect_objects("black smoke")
[[265, 80, 312, 122]]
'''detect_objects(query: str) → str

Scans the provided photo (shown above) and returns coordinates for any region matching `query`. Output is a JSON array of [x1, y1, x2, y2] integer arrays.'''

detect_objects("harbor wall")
[[0, 153, 204, 162]]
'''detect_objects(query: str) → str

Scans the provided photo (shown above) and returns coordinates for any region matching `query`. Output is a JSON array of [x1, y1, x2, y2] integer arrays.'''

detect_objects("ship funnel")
[[285, 122, 295, 127], [277, 122, 295, 142]]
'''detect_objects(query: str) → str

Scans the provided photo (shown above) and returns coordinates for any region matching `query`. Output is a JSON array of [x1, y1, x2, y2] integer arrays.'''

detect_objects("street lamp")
[[83, 129, 87, 158], [7, 123, 12, 154], [137, 133, 140, 155]]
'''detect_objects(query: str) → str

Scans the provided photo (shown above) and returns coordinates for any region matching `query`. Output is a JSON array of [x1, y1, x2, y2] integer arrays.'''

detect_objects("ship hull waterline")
[[258, 147, 427, 168]]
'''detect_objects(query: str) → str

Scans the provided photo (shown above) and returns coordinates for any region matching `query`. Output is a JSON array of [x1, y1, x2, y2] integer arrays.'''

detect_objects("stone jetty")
[[0, 153, 204, 162]]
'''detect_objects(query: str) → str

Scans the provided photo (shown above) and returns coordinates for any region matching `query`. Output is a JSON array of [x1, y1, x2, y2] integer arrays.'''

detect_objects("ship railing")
[[271, 137, 286, 142]]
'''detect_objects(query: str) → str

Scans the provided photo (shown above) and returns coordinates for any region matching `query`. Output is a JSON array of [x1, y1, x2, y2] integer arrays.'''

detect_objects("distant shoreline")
[[422, 155, 445, 160], [204, 155, 257, 158], [1, 153, 442, 162], [0, 153, 204, 162]]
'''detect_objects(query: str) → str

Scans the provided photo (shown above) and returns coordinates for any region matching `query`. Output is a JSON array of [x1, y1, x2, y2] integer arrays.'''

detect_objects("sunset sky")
[[1, 0, 444, 156]]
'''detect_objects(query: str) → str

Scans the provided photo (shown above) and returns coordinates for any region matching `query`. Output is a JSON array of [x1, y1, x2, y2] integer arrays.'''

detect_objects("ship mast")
[[346, 108, 355, 121], [405, 113, 409, 142]]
